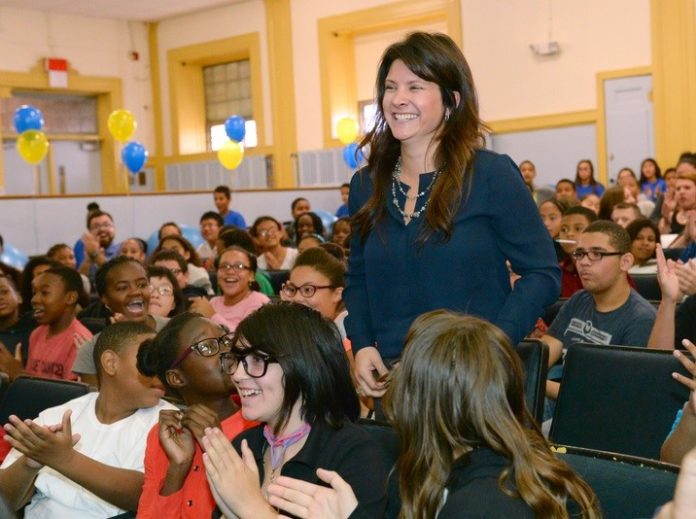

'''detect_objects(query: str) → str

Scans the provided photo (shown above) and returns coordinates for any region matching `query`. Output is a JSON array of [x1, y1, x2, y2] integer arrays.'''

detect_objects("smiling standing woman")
[[345, 32, 560, 398]]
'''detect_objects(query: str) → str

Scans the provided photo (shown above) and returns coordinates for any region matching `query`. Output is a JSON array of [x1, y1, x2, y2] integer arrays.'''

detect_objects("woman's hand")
[[267, 468, 358, 519], [202, 428, 274, 518], [158, 409, 195, 468], [188, 297, 215, 318], [353, 347, 389, 398]]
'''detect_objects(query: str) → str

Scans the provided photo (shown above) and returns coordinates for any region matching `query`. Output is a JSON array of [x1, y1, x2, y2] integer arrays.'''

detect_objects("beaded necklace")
[[391, 157, 440, 220]]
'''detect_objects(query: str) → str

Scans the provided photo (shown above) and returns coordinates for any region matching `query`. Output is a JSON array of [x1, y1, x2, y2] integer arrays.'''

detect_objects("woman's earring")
[[444, 110, 451, 122]]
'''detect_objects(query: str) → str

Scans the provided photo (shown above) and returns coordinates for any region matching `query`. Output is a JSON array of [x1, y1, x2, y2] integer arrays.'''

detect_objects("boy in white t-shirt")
[[0, 321, 175, 518]]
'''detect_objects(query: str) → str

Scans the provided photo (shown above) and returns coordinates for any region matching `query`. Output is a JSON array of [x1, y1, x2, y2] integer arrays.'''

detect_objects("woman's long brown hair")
[[353, 32, 487, 243], [383, 311, 600, 519]]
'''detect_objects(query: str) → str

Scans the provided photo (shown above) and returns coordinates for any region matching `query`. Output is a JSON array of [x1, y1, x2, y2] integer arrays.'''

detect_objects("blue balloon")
[[0, 243, 28, 270], [14, 105, 44, 134], [224, 115, 246, 142], [342, 143, 363, 169], [146, 224, 204, 257], [121, 141, 148, 174]]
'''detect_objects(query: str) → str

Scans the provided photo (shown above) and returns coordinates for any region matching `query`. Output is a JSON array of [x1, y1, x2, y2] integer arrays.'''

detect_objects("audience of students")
[[0, 322, 175, 517], [1, 151, 695, 517], [201, 302, 387, 518], [135, 312, 256, 517]]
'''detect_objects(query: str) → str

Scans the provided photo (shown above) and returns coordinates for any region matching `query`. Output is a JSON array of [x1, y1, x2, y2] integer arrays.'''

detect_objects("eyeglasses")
[[168, 332, 234, 370], [218, 262, 251, 273], [570, 249, 625, 262], [281, 282, 336, 298], [257, 228, 278, 238], [219, 350, 277, 377], [89, 223, 114, 231], [149, 284, 173, 296]]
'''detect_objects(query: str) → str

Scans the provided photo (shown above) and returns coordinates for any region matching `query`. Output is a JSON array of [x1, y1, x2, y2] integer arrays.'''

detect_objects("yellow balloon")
[[16, 130, 49, 165], [107, 109, 137, 143], [217, 140, 244, 170], [337, 117, 359, 145]]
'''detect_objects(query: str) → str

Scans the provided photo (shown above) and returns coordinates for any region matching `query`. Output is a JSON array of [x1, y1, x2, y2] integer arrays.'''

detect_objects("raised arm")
[[648, 245, 681, 350], [661, 341, 696, 464]]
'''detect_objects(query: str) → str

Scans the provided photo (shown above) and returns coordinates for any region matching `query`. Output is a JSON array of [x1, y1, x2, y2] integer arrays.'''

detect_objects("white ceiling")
[[0, 0, 243, 22]]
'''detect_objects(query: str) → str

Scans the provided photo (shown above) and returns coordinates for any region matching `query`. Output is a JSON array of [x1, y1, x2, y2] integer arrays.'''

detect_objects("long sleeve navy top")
[[344, 149, 561, 360]]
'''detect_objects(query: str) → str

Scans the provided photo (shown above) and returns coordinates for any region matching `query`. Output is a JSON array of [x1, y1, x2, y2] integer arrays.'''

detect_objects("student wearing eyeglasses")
[[200, 302, 387, 518], [136, 312, 257, 518], [188, 246, 269, 331], [541, 220, 657, 400], [250, 216, 298, 271], [146, 266, 185, 318]]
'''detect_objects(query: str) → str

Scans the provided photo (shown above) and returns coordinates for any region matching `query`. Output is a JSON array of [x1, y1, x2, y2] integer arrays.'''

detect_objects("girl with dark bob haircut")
[[267, 311, 599, 519], [200, 302, 386, 518]]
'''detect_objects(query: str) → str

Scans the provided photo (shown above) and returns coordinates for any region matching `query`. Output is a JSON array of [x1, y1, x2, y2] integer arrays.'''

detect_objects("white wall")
[[0, 6, 154, 150], [0, 188, 345, 256], [461, 0, 651, 120]]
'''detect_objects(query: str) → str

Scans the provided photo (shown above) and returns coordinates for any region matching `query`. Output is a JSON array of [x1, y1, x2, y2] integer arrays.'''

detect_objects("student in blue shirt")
[[640, 157, 666, 202], [213, 185, 246, 229], [574, 159, 605, 198]]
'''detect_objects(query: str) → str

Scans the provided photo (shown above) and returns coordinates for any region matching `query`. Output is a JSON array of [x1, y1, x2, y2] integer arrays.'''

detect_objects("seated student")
[[158, 222, 182, 241], [559, 206, 598, 297], [197, 212, 224, 269], [330, 217, 351, 250], [611, 202, 642, 228], [627, 218, 660, 273], [542, 220, 657, 399], [136, 312, 257, 518], [18, 266, 92, 381], [335, 183, 350, 218], [146, 266, 184, 319], [75, 209, 121, 280], [200, 302, 387, 518], [19, 256, 61, 314], [283, 197, 311, 246], [293, 211, 325, 245], [297, 233, 325, 255], [0, 274, 35, 377], [575, 159, 605, 198], [216, 229, 274, 297], [155, 236, 212, 295], [119, 238, 147, 263], [0, 321, 175, 517], [47, 243, 91, 295], [188, 247, 269, 331], [539, 198, 568, 262], [250, 216, 299, 271], [213, 185, 247, 229], [580, 193, 601, 215], [280, 247, 348, 343], [267, 311, 599, 518], [555, 178, 579, 206], [150, 250, 208, 302], [72, 257, 170, 386]]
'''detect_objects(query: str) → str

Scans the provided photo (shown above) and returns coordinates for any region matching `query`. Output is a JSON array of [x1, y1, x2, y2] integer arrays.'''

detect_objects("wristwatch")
[[89, 251, 99, 261]]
